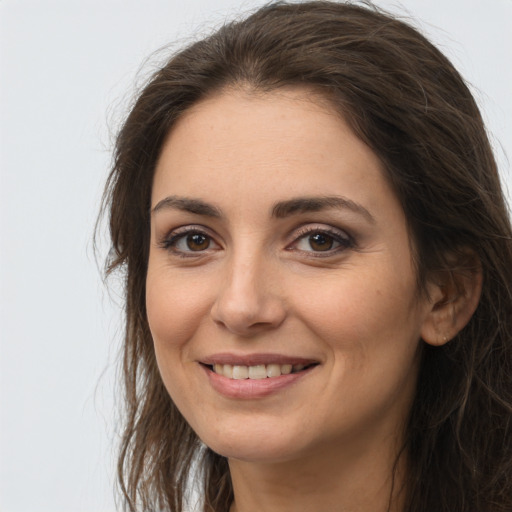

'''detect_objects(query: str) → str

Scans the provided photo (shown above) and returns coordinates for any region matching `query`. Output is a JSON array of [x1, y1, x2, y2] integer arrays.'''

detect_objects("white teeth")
[[212, 362, 311, 379], [281, 364, 292, 375], [223, 364, 233, 378], [248, 365, 267, 379], [232, 365, 249, 380], [266, 364, 281, 378]]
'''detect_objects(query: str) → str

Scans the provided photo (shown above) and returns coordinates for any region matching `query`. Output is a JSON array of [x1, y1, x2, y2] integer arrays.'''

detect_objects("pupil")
[[309, 233, 333, 251], [187, 233, 209, 251]]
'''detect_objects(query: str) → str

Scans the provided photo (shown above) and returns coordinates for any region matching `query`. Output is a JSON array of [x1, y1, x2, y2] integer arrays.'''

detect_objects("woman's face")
[[146, 88, 435, 463]]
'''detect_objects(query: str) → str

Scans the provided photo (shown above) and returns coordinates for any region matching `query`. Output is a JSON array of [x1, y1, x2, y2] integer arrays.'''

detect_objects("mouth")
[[199, 354, 320, 399], [203, 362, 318, 380]]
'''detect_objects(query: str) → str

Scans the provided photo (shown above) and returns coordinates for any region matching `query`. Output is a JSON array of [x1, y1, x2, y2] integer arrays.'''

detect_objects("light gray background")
[[1, 1, 511, 511]]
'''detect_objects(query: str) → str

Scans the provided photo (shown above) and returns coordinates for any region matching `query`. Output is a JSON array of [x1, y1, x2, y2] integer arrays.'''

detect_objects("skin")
[[146, 88, 447, 512]]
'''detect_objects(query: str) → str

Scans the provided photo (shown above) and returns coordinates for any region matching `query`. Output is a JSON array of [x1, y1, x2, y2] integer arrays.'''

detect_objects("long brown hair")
[[102, 2, 512, 511]]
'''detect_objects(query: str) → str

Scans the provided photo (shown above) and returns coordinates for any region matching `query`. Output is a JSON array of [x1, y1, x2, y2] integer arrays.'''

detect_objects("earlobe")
[[421, 254, 483, 346]]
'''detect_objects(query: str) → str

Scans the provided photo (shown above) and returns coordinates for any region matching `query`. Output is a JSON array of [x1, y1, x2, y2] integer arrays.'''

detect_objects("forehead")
[[151, 87, 399, 225]]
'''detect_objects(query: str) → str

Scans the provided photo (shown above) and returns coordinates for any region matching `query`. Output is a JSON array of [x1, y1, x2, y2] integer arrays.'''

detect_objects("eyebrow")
[[151, 196, 222, 217], [151, 194, 374, 223], [271, 196, 375, 223]]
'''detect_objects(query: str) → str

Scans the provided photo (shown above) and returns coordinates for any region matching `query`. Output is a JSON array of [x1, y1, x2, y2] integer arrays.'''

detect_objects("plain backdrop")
[[0, 1, 510, 511]]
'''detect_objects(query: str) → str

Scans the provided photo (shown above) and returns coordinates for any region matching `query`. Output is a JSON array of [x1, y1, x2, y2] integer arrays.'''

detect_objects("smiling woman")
[[148, 89, 430, 462], [102, 2, 512, 512]]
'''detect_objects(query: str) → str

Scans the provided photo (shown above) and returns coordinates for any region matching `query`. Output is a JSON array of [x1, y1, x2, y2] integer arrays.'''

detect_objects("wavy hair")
[[102, 2, 512, 510]]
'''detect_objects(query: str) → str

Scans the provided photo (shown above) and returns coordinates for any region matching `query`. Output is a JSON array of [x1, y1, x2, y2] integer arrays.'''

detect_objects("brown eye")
[[186, 233, 210, 251], [308, 233, 334, 251], [292, 227, 352, 256], [162, 227, 221, 256]]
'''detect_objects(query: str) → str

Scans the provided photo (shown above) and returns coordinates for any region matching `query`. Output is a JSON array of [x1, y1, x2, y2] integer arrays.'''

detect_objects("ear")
[[420, 250, 483, 346]]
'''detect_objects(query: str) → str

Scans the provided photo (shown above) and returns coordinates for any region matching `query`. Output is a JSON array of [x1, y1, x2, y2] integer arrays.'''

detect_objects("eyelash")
[[158, 226, 219, 258], [287, 225, 354, 257], [158, 224, 354, 258]]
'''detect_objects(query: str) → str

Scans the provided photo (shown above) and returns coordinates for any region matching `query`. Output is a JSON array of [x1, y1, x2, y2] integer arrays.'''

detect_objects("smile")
[[199, 354, 320, 398], [210, 362, 315, 379]]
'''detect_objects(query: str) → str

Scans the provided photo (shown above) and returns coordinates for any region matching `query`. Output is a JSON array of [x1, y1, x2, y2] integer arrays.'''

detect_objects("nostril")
[[209, 267, 287, 334], [210, 298, 286, 335]]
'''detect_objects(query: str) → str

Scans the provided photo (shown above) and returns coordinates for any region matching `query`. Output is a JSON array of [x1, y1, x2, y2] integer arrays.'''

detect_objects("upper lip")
[[199, 353, 320, 366]]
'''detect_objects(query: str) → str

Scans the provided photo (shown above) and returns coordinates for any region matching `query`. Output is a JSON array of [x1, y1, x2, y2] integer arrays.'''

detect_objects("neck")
[[228, 435, 407, 512]]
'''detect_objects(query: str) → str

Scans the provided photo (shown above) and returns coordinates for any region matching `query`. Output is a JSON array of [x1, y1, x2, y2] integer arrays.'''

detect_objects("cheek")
[[291, 267, 422, 357], [146, 267, 212, 350], [296, 271, 422, 415], [145, 268, 212, 411]]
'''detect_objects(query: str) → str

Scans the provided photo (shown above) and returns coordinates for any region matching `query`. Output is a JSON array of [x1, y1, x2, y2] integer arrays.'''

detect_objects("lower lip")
[[202, 365, 316, 399]]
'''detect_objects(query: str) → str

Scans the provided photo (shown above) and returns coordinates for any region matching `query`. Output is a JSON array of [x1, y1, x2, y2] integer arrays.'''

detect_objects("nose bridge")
[[210, 240, 285, 335]]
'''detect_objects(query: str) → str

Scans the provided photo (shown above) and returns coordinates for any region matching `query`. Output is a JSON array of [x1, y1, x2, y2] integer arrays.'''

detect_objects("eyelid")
[[286, 223, 354, 255], [157, 222, 354, 257], [158, 224, 222, 256]]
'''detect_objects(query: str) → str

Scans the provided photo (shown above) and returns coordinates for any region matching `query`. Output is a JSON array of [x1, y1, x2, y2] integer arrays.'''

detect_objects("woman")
[[102, 2, 512, 511]]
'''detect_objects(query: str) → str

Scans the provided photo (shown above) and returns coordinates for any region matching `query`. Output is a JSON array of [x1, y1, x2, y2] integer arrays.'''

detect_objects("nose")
[[210, 254, 286, 337]]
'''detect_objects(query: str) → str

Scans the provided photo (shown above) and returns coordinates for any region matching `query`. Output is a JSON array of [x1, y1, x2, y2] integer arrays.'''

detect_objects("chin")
[[209, 440, 302, 464], [196, 419, 308, 463]]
